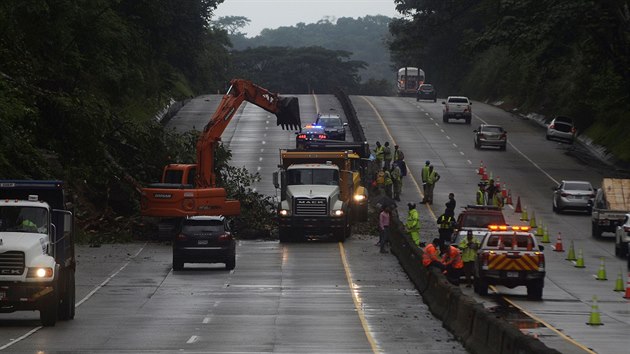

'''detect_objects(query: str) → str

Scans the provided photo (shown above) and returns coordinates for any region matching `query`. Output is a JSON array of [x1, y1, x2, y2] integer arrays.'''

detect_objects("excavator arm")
[[140, 79, 301, 218], [197, 79, 301, 188]]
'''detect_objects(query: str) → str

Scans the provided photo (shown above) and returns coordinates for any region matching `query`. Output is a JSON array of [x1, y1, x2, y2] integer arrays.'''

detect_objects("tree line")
[[389, 0, 630, 161]]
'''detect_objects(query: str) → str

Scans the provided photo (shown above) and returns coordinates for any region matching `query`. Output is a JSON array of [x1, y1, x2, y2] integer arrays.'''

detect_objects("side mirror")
[[441, 101, 446, 105], [538, 245, 545, 251], [469, 102, 473, 105], [273, 171, 280, 189]]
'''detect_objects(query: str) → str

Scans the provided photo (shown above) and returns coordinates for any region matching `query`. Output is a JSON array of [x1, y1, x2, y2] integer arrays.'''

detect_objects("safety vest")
[[383, 170, 393, 185], [438, 215, 453, 229], [383, 146, 392, 161], [421, 165, 430, 182], [427, 170, 439, 184], [442, 246, 464, 269], [376, 170, 385, 185], [422, 244, 440, 267], [459, 237, 480, 262], [374, 145, 384, 161], [493, 192, 503, 208], [476, 190, 486, 205], [21, 219, 37, 230], [405, 209, 420, 232], [391, 165, 401, 182], [394, 149, 404, 161]]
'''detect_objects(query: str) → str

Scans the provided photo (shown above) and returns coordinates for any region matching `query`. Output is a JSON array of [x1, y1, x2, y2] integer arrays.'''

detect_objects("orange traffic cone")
[[624, 272, 630, 299], [553, 232, 564, 252], [514, 196, 522, 213], [502, 183, 508, 198], [481, 171, 488, 181], [478, 161, 485, 175]]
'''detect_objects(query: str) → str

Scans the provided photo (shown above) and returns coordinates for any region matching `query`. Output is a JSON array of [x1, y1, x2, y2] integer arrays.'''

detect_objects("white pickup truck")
[[442, 96, 472, 124]]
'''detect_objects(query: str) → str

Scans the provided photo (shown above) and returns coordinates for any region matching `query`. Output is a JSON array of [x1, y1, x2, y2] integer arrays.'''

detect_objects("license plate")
[[507, 272, 518, 278], [197, 240, 208, 245]]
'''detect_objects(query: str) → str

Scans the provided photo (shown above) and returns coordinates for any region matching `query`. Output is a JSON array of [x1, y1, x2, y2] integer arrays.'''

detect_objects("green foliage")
[[229, 46, 367, 93], [226, 15, 394, 86], [390, 0, 630, 161]]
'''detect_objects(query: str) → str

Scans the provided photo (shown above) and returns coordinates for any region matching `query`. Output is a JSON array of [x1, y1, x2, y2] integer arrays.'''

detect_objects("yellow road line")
[[359, 96, 437, 221], [339, 242, 379, 353]]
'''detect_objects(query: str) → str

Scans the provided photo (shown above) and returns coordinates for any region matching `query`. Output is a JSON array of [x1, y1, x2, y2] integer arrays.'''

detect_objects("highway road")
[[1, 93, 628, 353]]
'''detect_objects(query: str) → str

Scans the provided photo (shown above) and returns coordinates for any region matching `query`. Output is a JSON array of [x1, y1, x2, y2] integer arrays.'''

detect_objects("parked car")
[[552, 180, 595, 213], [546, 116, 576, 143], [442, 96, 472, 124], [172, 215, 236, 270], [416, 84, 437, 102], [473, 124, 507, 150], [314, 114, 347, 140]]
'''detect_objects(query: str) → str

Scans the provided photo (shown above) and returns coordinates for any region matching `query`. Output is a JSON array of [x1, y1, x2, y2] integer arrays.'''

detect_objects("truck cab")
[[0, 180, 75, 326]]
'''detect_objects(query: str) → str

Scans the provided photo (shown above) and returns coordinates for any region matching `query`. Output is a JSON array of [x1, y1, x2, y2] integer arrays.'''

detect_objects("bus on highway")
[[396, 67, 425, 96]]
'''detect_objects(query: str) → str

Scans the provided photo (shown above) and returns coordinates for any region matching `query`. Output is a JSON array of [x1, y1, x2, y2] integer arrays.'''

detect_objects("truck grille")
[[294, 197, 328, 216], [0, 251, 25, 276]]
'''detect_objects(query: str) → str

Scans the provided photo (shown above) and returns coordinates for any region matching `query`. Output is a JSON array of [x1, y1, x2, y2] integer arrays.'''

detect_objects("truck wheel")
[[173, 257, 184, 271], [58, 270, 75, 321], [465, 118, 471, 124], [40, 286, 59, 327], [474, 278, 488, 296], [592, 223, 602, 238], [616, 241, 628, 258], [527, 280, 544, 300]]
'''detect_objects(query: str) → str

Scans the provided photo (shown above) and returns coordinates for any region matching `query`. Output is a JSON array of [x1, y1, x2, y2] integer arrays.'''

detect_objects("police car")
[[296, 124, 327, 149]]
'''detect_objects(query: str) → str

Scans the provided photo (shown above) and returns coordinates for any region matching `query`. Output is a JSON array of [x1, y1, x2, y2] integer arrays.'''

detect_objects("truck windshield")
[[0, 206, 48, 233], [286, 169, 339, 186]]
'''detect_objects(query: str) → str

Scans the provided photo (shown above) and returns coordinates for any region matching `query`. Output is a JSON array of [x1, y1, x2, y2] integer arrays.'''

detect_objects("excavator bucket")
[[276, 97, 301, 130]]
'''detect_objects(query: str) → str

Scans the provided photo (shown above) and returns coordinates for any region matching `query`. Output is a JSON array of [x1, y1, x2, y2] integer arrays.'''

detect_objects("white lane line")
[[186, 335, 200, 344], [258, 157, 263, 162], [452, 143, 458, 148], [460, 152, 465, 156], [257, 166, 261, 171], [260, 148, 264, 153], [440, 129, 445, 133], [202, 317, 212, 324], [467, 160, 472, 164], [261, 141, 266, 145], [0, 244, 147, 351], [434, 123, 439, 127], [446, 136, 451, 140]]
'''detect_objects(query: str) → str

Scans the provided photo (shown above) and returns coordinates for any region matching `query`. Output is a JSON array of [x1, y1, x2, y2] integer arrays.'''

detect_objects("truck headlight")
[[278, 209, 290, 217], [353, 194, 366, 202], [332, 209, 344, 217], [26, 267, 54, 278]]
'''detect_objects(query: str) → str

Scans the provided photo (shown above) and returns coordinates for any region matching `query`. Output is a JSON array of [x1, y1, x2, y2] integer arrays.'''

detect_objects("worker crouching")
[[440, 243, 464, 285], [422, 238, 445, 271]]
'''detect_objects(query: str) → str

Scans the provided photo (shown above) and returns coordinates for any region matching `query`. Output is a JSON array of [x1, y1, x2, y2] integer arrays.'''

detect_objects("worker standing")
[[375, 168, 386, 196], [486, 179, 497, 206], [424, 165, 440, 204], [405, 203, 421, 246], [373, 141, 384, 168], [440, 243, 464, 285], [421, 160, 430, 202], [445, 192, 456, 213], [378, 205, 391, 254], [476, 183, 487, 205], [383, 142, 393, 170], [459, 230, 480, 287], [393, 144, 405, 163], [393, 145, 407, 179], [422, 238, 444, 270], [391, 163, 402, 201], [436, 208, 455, 246], [383, 167, 393, 198]]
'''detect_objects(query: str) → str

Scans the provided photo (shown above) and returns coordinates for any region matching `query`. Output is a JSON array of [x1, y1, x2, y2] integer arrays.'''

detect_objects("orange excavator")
[[140, 79, 301, 218]]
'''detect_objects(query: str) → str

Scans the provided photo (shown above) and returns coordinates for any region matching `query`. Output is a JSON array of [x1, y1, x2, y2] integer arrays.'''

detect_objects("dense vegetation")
[[218, 15, 395, 94], [0, 0, 233, 238], [389, 0, 630, 161]]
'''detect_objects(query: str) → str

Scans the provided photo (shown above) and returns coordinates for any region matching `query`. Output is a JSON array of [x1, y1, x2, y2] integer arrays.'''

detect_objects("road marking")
[[446, 136, 451, 140], [259, 157, 263, 162], [186, 335, 200, 344], [460, 151, 465, 156], [499, 294, 596, 354], [440, 129, 445, 133], [0, 244, 148, 351], [473, 114, 559, 185], [202, 317, 212, 324], [452, 143, 458, 148], [339, 243, 379, 353], [467, 160, 472, 164]]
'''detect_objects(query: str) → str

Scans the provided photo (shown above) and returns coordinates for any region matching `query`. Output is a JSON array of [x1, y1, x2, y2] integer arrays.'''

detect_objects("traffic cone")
[[506, 190, 513, 205], [586, 295, 603, 326], [514, 196, 522, 213], [520, 207, 529, 221], [596, 258, 607, 280], [624, 272, 630, 299], [553, 232, 564, 252], [481, 171, 488, 181], [502, 183, 508, 198], [529, 211, 537, 228], [535, 221, 544, 236], [478, 161, 485, 175], [566, 241, 577, 261], [575, 249, 585, 268], [541, 226, 551, 243], [614, 270, 624, 291]]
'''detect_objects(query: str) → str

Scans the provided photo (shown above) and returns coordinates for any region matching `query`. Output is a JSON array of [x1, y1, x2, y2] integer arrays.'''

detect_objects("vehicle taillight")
[[571, 127, 576, 134], [481, 252, 490, 270], [549, 124, 555, 129], [560, 193, 569, 197], [297, 134, 306, 139], [501, 133, 507, 139], [318, 134, 327, 139], [445, 106, 449, 112], [218, 233, 233, 242], [176, 233, 187, 241], [464, 106, 470, 112], [537, 252, 545, 270]]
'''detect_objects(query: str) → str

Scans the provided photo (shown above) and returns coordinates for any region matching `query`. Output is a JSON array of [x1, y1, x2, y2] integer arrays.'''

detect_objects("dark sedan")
[[172, 215, 236, 270], [416, 84, 437, 102]]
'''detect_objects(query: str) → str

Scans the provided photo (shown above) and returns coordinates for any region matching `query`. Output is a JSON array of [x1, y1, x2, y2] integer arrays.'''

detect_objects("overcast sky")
[[213, 0, 399, 37]]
